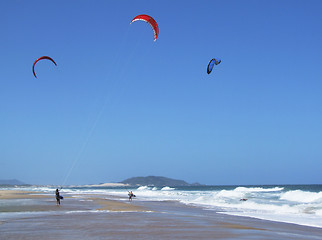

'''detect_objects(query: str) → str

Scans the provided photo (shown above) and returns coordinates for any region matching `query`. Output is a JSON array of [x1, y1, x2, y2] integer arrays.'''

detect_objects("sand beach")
[[1, 189, 322, 239]]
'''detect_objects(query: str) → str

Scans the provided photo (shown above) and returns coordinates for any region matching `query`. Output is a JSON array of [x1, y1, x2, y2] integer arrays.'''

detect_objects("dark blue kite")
[[207, 58, 221, 74]]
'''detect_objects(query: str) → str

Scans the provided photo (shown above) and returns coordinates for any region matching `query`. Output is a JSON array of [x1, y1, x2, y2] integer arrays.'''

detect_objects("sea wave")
[[280, 190, 322, 203], [234, 186, 284, 192], [161, 186, 175, 191], [137, 186, 150, 191]]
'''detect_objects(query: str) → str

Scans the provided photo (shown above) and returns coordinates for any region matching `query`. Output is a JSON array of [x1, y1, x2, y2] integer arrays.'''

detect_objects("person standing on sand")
[[128, 191, 135, 201], [56, 189, 62, 205]]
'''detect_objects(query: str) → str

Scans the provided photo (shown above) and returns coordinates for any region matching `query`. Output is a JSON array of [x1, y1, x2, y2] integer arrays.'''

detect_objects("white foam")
[[137, 186, 150, 191], [216, 189, 243, 199], [234, 186, 284, 192], [280, 190, 322, 203], [161, 186, 175, 191], [316, 209, 322, 216]]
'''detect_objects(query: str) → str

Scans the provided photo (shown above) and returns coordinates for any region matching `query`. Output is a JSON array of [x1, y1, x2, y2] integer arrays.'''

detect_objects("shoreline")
[[1, 190, 322, 239]]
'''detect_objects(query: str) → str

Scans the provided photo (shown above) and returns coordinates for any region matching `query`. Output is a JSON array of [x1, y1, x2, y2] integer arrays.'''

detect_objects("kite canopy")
[[131, 14, 159, 41], [207, 58, 221, 74], [32, 56, 57, 78]]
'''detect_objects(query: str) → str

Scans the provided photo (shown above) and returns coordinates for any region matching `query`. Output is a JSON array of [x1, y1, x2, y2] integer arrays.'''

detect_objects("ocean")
[[2, 184, 321, 229]]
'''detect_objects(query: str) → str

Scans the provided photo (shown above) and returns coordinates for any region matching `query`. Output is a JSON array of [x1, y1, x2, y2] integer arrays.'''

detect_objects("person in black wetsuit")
[[56, 189, 62, 205]]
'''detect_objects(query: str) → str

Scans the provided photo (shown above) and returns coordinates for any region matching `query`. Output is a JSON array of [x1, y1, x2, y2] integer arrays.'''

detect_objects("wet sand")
[[90, 197, 146, 212], [1, 190, 322, 239], [0, 190, 48, 200]]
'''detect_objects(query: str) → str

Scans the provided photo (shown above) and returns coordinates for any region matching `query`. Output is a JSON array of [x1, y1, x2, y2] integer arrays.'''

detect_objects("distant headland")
[[121, 176, 202, 187], [0, 179, 27, 186]]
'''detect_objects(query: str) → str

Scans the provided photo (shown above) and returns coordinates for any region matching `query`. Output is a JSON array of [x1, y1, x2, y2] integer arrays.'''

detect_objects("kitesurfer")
[[128, 191, 135, 201], [56, 189, 63, 205]]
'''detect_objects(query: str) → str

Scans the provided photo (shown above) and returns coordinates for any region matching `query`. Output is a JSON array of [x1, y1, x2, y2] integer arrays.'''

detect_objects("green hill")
[[121, 176, 201, 187], [0, 179, 26, 185]]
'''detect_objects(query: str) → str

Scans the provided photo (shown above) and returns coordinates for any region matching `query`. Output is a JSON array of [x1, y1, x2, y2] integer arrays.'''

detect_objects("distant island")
[[0, 179, 27, 186], [121, 176, 202, 187]]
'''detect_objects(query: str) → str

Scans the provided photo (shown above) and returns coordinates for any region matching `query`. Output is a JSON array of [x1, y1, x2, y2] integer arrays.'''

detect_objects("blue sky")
[[1, 0, 322, 185]]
